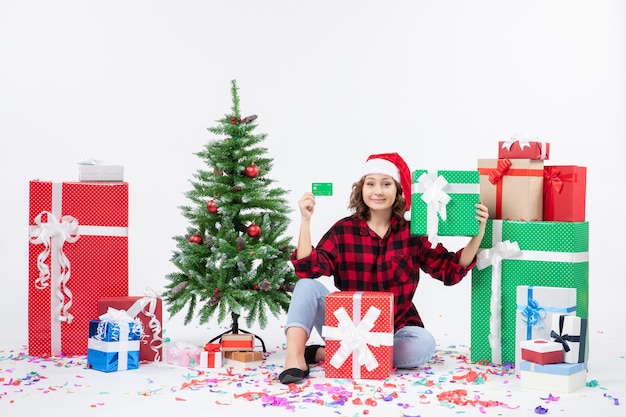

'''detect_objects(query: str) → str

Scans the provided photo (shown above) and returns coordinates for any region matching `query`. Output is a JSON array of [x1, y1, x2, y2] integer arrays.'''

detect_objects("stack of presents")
[[27, 164, 262, 372], [319, 137, 589, 391], [471, 138, 588, 393]]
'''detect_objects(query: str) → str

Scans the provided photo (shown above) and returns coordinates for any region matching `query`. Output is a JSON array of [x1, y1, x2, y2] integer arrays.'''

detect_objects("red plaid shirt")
[[291, 215, 475, 331]]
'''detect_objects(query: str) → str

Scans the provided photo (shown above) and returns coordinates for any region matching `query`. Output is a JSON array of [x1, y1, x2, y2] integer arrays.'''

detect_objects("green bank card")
[[312, 182, 333, 196]]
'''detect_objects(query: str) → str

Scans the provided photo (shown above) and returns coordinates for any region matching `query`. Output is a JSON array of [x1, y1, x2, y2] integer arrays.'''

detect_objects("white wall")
[[1, 1, 624, 346]]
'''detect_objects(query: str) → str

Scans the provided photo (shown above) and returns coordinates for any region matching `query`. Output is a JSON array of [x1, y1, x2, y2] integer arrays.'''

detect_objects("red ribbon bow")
[[543, 168, 564, 193], [488, 158, 512, 185], [204, 343, 221, 352]]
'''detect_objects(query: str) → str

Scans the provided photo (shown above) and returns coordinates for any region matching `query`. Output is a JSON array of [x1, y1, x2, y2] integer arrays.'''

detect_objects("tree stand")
[[208, 311, 267, 352]]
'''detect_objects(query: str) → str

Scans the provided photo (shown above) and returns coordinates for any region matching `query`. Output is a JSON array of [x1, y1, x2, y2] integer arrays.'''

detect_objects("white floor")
[[1, 313, 624, 417]]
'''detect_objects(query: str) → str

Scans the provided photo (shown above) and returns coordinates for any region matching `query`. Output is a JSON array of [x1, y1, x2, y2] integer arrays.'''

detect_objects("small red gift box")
[[220, 334, 254, 351], [322, 291, 394, 379], [98, 295, 163, 362], [200, 343, 223, 368], [28, 181, 129, 356], [543, 166, 587, 222], [498, 139, 550, 160], [520, 339, 563, 365]]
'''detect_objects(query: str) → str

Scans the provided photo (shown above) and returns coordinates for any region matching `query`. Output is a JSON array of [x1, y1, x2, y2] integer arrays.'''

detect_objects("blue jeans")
[[285, 278, 436, 369]]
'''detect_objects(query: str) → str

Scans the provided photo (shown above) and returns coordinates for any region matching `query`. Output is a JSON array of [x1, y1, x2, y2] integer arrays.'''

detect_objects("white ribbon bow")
[[126, 289, 164, 361], [417, 172, 451, 245], [29, 211, 80, 323], [476, 240, 522, 365], [322, 306, 394, 372]]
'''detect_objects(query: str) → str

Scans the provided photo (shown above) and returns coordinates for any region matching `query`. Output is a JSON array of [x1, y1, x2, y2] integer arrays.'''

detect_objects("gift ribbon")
[[204, 343, 221, 352], [520, 289, 546, 335], [516, 286, 575, 340], [475, 239, 521, 364], [28, 182, 128, 356], [322, 292, 393, 377], [416, 171, 450, 245], [542, 167, 580, 220], [550, 315, 586, 363], [125, 290, 163, 361], [202, 343, 222, 367], [478, 160, 543, 219], [412, 172, 479, 245], [94, 308, 142, 371], [476, 220, 589, 364], [29, 211, 79, 329]]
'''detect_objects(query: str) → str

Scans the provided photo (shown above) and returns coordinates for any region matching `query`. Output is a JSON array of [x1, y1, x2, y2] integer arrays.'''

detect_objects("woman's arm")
[[296, 192, 315, 260]]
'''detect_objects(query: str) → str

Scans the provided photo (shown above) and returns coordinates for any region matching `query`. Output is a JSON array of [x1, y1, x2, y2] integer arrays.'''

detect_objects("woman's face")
[[361, 174, 397, 213]]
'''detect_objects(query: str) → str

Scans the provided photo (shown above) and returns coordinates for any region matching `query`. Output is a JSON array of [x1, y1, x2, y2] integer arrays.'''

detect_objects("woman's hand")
[[298, 192, 316, 221], [459, 202, 489, 267], [475, 202, 489, 238]]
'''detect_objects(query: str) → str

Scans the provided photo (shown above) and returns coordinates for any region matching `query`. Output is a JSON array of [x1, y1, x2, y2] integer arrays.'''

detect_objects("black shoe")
[[304, 344, 324, 365], [278, 366, 310, 384]]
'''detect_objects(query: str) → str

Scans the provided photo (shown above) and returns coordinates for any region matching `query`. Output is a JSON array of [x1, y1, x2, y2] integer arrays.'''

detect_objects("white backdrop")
[[1, 1, 624, 349]]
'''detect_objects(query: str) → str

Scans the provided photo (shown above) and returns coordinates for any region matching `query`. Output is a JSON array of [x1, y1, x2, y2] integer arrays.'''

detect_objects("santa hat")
[[360, 152, 412, 221]]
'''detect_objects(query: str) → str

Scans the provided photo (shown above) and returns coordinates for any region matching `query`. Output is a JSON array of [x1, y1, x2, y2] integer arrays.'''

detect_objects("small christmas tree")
[[164, 80, 298, 339]]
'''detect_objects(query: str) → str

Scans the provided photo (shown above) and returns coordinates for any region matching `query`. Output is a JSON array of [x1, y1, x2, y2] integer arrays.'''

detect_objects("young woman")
[[279, 152, 489, 384]]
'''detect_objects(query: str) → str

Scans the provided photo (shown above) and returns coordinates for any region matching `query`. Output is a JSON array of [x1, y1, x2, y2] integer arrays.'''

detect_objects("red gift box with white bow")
[[28, 180, 129, 356], [98, 295, 163, 362], [322, 291, 394, 379]]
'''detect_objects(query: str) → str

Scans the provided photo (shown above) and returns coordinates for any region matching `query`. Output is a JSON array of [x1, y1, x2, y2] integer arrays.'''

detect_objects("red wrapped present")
[[478, 158, 544, 221], [498, 138, 550, 160], [322, 291, 394, 379], [543, 166, 587, 222], [520, 339, 563, 365], [98, 294, 163, 362], [220, 333, 254, 351], [200, 343, 223, 368], [28, 181, 129, 356]]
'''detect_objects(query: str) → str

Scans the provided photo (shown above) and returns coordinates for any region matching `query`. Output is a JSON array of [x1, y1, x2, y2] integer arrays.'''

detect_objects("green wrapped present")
[[470, 219, 588, 365], [410, 170, 480, 244]]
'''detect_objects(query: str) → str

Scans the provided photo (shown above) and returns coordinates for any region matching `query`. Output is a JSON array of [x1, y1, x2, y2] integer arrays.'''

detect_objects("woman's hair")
[[348, 176, 407, 223]]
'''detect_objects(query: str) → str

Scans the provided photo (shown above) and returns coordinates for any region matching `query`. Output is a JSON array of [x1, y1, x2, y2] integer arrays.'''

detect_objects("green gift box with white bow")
[[470, 219, 589, 365], [410, 170, 480, 244]]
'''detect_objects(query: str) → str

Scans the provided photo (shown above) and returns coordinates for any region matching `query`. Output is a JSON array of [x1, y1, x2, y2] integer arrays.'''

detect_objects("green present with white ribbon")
[[470, 219, 589, 365], [410, 170, 480, 245]]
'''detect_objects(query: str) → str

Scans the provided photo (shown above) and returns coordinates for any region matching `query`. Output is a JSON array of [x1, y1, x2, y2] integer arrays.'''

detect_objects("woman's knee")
[[393, 327, 436, 369]]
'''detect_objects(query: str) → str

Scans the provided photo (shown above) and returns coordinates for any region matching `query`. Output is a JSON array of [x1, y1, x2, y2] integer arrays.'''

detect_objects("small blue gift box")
[[519, 360, 587, 393], [87, 318, 142, 372]]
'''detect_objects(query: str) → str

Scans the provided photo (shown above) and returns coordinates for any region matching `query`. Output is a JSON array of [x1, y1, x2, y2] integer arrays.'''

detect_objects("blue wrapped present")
[[87, 308, 142, 372]]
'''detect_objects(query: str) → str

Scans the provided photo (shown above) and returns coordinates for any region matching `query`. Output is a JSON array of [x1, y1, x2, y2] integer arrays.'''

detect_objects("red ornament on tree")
[[247, 223, 261, 237], [189, 234, 203, 245], [252, 284, 259, 290], [207, 200, 218, 213], [245, 163, 259, 178]]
